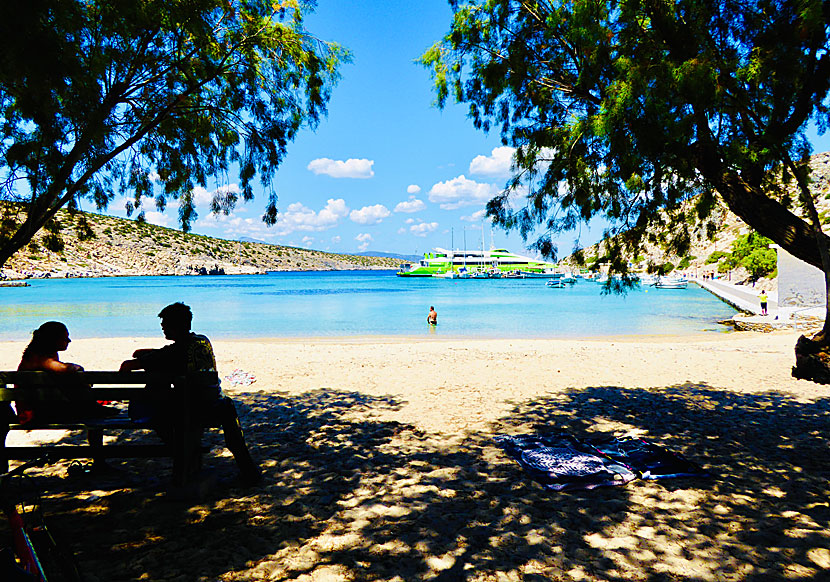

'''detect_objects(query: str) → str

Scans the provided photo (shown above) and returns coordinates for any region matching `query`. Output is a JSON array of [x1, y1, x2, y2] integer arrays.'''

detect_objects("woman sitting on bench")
[[15, 321, 115, 425]]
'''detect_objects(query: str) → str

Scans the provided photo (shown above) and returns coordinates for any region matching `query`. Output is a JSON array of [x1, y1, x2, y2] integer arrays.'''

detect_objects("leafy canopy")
[[0, 0, 346, 266], [423, 0, 830, 278]]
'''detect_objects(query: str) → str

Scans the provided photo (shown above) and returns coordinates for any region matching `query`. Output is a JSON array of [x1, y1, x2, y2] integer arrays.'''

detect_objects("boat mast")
[[481, 222, 485, 272], [450, 228, 454, 272], [463, 227, 467, 271]]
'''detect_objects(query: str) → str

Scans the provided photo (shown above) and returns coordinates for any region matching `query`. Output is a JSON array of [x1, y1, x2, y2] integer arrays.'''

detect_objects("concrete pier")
[[694, 278, 823, 332]]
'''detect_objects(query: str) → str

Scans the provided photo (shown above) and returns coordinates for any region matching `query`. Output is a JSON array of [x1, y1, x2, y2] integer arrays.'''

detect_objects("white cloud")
[[428, 175, 498, 210], [189, 184, 242, 208], [461, 209, 488, 222], [410, 222, 439, 237], [190, 186, 213, 207], [407, 184, 421, 194], [394, 196, 426, 213], [143, 210, 173, 228], [397, 227, 406, 234], [301, 236, 314, 246], [307, 158, 374, 179], [112, 195, 176, 227], [331, 236, 341, 244], [349, 204, 391, 225], [355, 233, 373, 251], [196, 213, 273, 242], [405, 218, 415, 224], [272, 198, 349, 235], [469, 146, 515, 177]]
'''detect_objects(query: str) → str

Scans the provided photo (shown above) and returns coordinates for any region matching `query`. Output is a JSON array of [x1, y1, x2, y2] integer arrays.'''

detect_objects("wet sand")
[[1, 332, 829, 581]]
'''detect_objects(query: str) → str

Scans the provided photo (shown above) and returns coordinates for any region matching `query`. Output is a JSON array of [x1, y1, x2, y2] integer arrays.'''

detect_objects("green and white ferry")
[[396, 248, 558, 277]]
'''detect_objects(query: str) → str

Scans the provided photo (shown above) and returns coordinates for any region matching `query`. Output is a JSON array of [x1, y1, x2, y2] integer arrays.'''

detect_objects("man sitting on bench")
[[119, 302, 261, 485]]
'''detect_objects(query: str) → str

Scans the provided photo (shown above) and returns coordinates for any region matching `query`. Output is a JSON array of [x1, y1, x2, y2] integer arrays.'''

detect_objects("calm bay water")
[[0, 270, 737, 340]]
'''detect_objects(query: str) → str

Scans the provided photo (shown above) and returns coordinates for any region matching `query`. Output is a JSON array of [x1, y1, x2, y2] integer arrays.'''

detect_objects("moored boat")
[[654, 276, 688, 289], [519, 269, 558, 278], [397, 247, 558, 277], [545, 273, 572, 288]]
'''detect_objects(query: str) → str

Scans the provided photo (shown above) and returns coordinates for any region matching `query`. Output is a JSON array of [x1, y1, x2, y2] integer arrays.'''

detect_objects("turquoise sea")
[[0, 270, 737, 340]]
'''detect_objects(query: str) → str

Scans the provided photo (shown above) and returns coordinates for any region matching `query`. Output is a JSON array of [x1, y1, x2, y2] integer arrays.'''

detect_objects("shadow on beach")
[[21, 383, 830, 581]]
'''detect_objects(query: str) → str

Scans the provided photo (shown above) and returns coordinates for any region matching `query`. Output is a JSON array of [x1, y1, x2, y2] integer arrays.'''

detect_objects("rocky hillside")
[[0, 210, 401, 279], [563, 151, 830, 290]]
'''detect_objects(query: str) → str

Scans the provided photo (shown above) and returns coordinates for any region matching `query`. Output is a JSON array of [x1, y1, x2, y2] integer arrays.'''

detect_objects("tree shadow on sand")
[[486, 383, 830, 580], [21, 383, 830, 581]]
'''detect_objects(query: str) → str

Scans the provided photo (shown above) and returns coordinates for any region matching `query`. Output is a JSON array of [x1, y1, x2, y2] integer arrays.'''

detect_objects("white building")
[[774, 244, 826, 319]]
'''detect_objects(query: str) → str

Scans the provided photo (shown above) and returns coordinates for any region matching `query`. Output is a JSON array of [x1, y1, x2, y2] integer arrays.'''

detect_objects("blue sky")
[[107, 1, 830, 259], [107, 0, 580, 258]]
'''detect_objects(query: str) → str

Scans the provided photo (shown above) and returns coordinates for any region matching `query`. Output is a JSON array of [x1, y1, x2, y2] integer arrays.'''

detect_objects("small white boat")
[[546, 275, 567, 288], [654, 276, 688, 289], [520, 269, 558, 278]]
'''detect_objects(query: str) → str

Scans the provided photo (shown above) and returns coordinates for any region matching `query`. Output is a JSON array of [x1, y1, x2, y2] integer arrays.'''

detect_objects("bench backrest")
[[0, 371, 219, 402]]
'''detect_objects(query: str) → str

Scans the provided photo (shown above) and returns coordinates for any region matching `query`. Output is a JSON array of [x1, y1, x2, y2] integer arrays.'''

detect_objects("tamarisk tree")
[[423, 0, 830, 340], [0, 0, 345, 267]]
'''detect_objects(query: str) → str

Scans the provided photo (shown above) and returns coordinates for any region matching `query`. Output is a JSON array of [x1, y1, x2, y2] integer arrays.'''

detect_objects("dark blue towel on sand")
[[495, 434, 637, 491], [495, 434, 706, 491], [590, 436, 707, 480]]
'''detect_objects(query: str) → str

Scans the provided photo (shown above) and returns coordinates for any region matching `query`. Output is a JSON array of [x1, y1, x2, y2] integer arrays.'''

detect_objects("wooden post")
[[171, 375, 205, 487]]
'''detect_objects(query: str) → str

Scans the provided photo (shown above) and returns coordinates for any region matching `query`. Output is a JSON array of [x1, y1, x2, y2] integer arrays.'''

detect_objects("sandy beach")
[[1, 331, 829, 581]]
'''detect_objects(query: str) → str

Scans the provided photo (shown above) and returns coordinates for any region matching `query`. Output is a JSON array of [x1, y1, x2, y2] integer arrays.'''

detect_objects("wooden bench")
[[0, 371, 232, 486]]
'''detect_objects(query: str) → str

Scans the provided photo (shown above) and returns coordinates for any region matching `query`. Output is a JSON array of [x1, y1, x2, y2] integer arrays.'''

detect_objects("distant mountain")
[[1, 209, 401, 278], [355, 251, 421, 262], [239, 236, 268, 245]]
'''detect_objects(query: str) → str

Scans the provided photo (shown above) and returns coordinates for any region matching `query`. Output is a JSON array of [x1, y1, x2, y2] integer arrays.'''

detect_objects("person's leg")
[[212, 398, 260, 484], [87, 427, 109, 469]]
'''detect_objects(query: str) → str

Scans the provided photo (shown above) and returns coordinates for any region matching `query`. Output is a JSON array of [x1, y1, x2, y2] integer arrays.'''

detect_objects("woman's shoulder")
[[18, 355, 80, 373]]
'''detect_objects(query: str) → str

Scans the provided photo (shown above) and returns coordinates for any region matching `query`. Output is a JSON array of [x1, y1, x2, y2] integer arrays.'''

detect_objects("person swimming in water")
[[427, 306, 438, 325]]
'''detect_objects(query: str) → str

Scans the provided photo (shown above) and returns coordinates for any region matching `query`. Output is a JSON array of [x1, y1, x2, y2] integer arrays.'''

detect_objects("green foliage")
[[657, 262, 675, 275], [75, 217, 96, 242], [704, 232, 775, 279], [677, 256, 693, 270], [0, 1, 347, 267], [743, 248, 777, 280], [424, 0, 830, 280], [731, 232, 777, 280], [706, 251, 730, 264], [42, 234, 64, 253]]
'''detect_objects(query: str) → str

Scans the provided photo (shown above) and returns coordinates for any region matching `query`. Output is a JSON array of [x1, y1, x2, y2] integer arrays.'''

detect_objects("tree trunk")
[[715, 173, 828, 271], [0, 198, 65, 269], [787, 155, 830, 342]]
